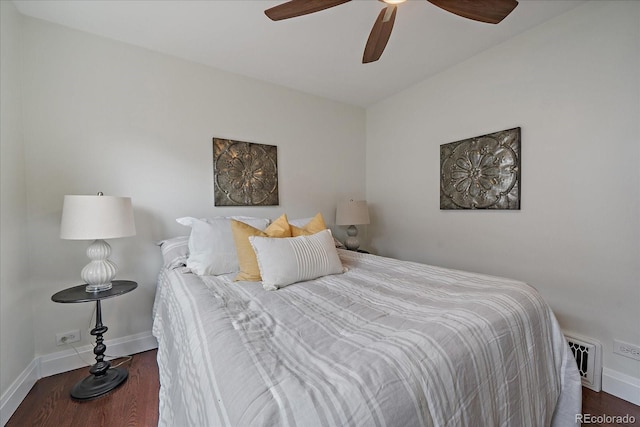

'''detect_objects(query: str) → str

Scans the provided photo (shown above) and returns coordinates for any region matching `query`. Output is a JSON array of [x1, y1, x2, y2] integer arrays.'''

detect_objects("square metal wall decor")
[[440, 127, 521, 210], [213, 138, 279, 206]]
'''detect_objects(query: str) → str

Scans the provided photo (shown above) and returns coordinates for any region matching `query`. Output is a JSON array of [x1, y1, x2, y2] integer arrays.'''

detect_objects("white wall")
[[18, 16, 366, 362], [0, 0, 35, 400], [367, 1, 639, 385], [4, 0, 639, 411]]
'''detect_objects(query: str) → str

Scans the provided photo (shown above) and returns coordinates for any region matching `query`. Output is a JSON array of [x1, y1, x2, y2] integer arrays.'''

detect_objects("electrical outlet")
[[56, 329, 80, 346], [613, 340, 640, 361]]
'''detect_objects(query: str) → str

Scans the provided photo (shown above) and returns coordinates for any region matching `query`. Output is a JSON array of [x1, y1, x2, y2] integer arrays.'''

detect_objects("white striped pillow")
[[156, 235, 189, 269], [249, 229, 344, 290]]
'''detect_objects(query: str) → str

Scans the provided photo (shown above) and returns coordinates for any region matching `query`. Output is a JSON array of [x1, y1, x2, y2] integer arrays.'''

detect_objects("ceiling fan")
[[265, 0, 518, 63]]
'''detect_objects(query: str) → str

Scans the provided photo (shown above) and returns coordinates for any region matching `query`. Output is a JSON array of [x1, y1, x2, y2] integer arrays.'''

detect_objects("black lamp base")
[[70, 367, 128, 401]]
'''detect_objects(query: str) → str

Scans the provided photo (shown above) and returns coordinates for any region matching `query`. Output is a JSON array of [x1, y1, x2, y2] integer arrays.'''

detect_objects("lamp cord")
[[88, 303, 133, 368], [65, 303, 134, 369]]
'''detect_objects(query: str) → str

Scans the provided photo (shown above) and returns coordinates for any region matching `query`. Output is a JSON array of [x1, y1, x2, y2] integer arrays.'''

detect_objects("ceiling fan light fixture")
[[266, 0, 518, 63]]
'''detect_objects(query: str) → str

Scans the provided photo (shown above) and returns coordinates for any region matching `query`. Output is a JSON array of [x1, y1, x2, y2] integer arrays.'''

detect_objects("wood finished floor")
[[7, 350, 159, 427], [7, 349, 640, 426]]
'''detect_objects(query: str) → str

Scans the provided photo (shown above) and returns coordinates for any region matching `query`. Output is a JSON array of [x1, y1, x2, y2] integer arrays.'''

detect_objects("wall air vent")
[[564, 332, 602, 392]]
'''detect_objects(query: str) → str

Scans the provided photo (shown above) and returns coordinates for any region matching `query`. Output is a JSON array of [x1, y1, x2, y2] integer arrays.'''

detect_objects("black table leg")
[[70, 299, 128, 400]]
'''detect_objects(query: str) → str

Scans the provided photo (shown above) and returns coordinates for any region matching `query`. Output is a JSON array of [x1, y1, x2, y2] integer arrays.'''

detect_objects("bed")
[[152, 226, 581, 427]]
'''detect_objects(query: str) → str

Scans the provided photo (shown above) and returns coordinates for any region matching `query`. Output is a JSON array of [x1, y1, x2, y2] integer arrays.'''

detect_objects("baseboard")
[[39, 330, 158, 378], [0, 359, 38, 426], [0, 331, 157, 426], [602, 367, 640, 406]]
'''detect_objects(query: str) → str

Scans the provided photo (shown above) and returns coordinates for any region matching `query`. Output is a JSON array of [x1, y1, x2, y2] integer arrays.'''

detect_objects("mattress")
[[152, 249, 581, 426]]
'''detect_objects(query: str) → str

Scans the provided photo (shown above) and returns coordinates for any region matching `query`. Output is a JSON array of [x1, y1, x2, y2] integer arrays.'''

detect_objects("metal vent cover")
[[565, 332, 602, 392]]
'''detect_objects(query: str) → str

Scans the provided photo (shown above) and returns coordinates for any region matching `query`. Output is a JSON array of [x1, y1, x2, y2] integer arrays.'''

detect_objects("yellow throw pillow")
[[290, 212, 327, 237], [232, 213, 291, 281]]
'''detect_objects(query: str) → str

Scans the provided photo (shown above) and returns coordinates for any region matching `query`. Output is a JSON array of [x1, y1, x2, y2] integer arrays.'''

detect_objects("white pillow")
[[290, 216, 345, 248], [288, 217, 313, 227], [176, 216, 269, 275], [156, 235, 189, 269], [249, 229, 344, 290]]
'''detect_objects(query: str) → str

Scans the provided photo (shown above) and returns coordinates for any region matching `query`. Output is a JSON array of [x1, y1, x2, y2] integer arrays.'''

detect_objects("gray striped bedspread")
[[152, 249, 581, 426]]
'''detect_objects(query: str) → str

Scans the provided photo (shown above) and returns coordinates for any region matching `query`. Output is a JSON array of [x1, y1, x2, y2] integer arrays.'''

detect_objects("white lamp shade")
[[60, 195, 136, 240], [336, 199, 370, 226]]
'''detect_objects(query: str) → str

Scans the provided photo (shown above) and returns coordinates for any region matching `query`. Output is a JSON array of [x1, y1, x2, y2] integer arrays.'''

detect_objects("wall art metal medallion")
[[213, 138, 279, 206], [440, 127, 520, 210]]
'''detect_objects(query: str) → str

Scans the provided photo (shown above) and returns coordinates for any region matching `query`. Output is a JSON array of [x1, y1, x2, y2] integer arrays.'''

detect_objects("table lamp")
[[60, 193, 136, 292], [336, 199, 370, 251]]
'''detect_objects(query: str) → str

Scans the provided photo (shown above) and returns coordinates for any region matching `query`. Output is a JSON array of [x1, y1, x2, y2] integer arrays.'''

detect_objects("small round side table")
[[51, 280, 137, 401]]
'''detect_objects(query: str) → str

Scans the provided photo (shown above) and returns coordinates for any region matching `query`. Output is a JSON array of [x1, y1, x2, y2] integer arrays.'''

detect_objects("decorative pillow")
[[156, 235, 189, 269], [176, 216, 270, 276], [290, 212, 327, 237], [290, 214, 346, 247], [231, 214, 292, 281], [249, 229, 344, 290], [288, 216, 313, 228]]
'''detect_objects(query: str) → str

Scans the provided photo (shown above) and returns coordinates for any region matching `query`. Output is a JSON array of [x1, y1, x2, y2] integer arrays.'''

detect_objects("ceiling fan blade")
[[363, 5, 397, 64], [265, 0, 351, 21], [427, 0, 518, 24]]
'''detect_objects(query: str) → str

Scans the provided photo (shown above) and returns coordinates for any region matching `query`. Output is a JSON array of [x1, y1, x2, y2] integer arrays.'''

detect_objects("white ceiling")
[[13, 0, 585, 107]]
